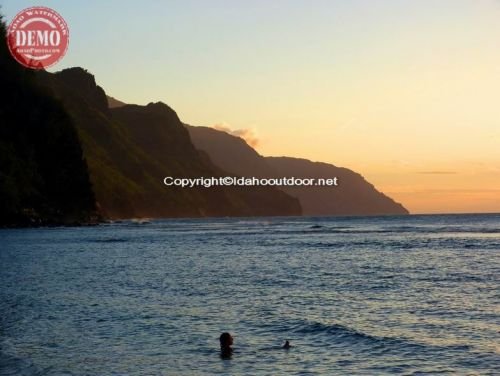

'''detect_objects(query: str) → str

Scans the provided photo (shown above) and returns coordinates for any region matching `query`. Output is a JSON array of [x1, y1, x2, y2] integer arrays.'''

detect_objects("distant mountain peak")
[[146, 101, 177, 115], [112, 101, 181, 126], [107, 95, 126, 108], [56, 67, 98, 90]]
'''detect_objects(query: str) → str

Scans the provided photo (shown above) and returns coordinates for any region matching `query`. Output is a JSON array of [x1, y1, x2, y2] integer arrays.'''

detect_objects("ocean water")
[[1, 214, 499, 375]]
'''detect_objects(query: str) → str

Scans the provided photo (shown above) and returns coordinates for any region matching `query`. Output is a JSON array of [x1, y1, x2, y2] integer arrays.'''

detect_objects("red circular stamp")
[[6, 6, 69, 69]]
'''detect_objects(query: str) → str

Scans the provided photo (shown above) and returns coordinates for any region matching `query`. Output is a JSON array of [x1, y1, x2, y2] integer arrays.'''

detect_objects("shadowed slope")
[[35, 68, 301, 218], [0, 18, 96, 226], [187, 125, 408, 216]]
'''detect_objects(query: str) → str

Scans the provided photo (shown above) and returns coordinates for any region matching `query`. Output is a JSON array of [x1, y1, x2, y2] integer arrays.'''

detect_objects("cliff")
[[0, 19, 96, 226], [34, 68, 301, 218], [187, 125, 409, 216]]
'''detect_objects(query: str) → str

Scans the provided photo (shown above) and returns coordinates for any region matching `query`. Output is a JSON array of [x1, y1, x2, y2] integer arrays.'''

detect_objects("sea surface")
[[1, 214, 499, 375]]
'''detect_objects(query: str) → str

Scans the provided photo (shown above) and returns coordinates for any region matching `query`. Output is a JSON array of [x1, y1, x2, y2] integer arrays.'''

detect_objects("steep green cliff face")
[[0, 19, 96, 226], [35, 68, 301, 218]]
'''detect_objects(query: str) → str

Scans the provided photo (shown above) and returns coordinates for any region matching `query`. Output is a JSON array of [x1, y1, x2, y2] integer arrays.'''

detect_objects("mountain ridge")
[[34, 67, 301, 218], [186, 124, 409, 216]]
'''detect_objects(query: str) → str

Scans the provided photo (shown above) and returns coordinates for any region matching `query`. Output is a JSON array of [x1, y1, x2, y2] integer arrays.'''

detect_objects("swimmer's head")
[[219, 332, 233, 349]]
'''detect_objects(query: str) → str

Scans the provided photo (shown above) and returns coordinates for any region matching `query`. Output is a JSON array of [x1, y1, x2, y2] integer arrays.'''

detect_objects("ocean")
[[1, 214, 499, 375]]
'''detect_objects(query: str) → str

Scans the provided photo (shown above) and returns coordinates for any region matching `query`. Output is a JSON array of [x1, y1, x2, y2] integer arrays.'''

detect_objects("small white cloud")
[[213, 123, 260, 148]]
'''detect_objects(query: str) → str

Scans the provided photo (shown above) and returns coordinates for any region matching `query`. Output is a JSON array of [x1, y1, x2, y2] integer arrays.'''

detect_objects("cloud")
[[212, 123, 260, 148], [417, 171, 457, 175]]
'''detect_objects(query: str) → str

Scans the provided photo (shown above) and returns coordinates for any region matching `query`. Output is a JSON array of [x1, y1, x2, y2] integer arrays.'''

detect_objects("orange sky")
[[9, 0, 498, 214]]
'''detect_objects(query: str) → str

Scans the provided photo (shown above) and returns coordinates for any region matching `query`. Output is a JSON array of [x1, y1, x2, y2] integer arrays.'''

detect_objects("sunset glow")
[[4, 0, 498, 213]]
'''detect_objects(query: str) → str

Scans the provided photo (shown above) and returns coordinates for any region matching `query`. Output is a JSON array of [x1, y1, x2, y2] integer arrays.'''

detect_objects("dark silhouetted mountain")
[[35, 68, 301, 218], [265, 157, 408, 216], [0, 17, 96, 226], [186, 125, 275, 178], [107, 95, 126, 108], [1, 6, 401, 222], [187, 125, 409, 216]]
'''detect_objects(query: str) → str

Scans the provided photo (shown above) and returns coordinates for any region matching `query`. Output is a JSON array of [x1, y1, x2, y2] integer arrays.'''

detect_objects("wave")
[[279, 319, 472, 356], [138, 218, 500, 238], [291, 320, 409, 345], [91, 237, 129, 243], [294, 227, 500, 235]]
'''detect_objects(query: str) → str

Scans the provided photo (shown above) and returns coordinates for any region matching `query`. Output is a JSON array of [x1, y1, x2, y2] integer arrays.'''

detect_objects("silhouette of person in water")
[[219, 332, 233, 358], [283, 340, 291, 349]]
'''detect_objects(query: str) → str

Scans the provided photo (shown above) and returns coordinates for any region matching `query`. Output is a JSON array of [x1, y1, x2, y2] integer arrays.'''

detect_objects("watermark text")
[[163, 176, 339, 188]]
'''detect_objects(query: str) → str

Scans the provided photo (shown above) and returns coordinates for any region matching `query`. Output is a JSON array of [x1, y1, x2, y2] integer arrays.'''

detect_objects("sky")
[[3, 0, 500, 214]]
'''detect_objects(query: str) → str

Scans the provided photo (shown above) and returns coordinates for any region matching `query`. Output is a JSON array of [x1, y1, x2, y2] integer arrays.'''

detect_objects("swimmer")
[[283, 340, 291, 349], [220, 332, 233, 357]]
